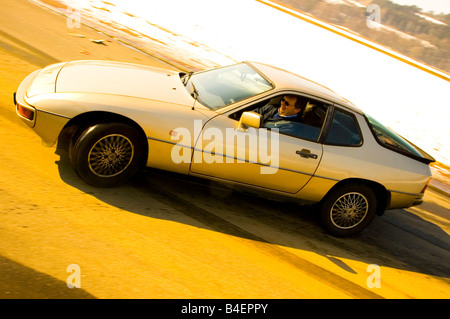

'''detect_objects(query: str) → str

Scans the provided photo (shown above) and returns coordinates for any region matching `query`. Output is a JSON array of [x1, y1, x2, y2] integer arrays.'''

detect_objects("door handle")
[[296, 149, 318, 159]]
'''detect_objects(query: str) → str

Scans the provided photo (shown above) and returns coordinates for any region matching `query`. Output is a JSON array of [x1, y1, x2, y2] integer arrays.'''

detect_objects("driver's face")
[[279, 96, 300, 116]]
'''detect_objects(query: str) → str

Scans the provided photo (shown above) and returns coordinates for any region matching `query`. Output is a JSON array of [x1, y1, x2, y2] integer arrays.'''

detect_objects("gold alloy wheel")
[[88, 134, 134, 177], [330, 192, 369, 229]]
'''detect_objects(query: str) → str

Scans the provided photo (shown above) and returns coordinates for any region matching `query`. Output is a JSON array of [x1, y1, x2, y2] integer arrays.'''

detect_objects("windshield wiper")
[[191, 81, 199, 99], [190, 81, 199, 110]]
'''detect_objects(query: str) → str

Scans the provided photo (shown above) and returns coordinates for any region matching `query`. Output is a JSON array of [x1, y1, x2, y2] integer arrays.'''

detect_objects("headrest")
[[268, 96, 282, 106], [302, 102, 325, 127]]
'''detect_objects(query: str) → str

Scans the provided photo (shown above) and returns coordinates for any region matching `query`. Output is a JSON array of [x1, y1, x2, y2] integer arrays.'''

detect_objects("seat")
[[302, 102, 325, 127]]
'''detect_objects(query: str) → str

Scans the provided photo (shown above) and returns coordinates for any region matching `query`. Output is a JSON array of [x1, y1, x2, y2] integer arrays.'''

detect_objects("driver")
[[252, 95, 306, 123]]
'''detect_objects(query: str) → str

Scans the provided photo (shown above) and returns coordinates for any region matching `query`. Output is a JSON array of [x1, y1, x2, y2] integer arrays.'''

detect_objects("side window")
[[325, 108, 362, 146], [264, 120, 320, 141], [229, 94, 330, 142]]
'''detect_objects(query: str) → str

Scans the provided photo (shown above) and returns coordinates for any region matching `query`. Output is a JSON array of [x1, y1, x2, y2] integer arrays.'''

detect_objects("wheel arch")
[[323, 178, 390, 216], [58, 111, 149, 160]]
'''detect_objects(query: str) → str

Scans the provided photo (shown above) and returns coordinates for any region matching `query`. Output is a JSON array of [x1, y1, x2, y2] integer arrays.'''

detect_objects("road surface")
[[0, 0, 448, 299]]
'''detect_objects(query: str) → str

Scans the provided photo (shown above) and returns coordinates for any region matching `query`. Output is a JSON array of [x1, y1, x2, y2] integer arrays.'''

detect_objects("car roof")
[[247, 61, 363, 114]]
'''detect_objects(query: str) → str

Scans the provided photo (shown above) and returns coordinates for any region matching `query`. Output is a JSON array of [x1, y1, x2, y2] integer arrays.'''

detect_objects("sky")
[[389, 0, 450, 14]]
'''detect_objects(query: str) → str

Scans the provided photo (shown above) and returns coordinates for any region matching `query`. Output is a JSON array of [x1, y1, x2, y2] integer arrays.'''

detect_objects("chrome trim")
[[38, 108, 72, 119]]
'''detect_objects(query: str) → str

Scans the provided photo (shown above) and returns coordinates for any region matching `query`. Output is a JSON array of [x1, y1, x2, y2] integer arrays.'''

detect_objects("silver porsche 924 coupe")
[[14, 60, 435, 237]]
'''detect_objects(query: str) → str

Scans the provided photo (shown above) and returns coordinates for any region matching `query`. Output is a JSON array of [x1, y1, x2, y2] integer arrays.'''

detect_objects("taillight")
[[17, 102, 35, 121], [421, 178, 431, 194]]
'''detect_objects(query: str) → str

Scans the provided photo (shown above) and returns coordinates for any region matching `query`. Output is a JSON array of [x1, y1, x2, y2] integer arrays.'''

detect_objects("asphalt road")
[[0, 0, 449, 299]]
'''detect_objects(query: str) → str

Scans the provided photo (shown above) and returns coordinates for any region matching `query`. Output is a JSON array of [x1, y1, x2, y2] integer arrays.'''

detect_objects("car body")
[[14, 60, 435, 236]]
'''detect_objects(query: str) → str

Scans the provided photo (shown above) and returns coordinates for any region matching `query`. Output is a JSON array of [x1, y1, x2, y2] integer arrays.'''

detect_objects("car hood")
[[55, 60, 193, 106]]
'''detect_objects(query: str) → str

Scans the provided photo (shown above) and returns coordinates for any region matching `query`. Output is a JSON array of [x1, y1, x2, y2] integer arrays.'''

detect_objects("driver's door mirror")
[[237, 111, 261, 132]]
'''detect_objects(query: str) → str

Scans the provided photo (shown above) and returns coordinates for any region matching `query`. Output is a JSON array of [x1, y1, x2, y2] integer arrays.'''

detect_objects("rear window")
[[366, 114, 422, 158]]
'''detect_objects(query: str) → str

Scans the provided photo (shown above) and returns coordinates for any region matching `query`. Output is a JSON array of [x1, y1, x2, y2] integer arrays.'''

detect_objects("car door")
[[189, 112, 324, 194]]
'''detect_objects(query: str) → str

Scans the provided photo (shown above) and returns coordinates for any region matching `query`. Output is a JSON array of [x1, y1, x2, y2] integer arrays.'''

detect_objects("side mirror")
[[237, 111, 261, 132]]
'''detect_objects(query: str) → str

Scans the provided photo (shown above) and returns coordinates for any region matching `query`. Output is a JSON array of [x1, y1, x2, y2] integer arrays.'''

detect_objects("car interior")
[[229, 94, 329, 142]]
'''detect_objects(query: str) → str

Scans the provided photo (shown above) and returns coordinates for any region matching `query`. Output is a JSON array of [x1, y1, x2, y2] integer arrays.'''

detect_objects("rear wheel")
[[72, 123, 146, 187], [320, 184, 377, 237]]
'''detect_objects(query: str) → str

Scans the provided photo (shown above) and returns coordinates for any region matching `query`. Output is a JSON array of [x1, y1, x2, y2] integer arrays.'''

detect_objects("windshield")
[[183, 63, 273, 110]]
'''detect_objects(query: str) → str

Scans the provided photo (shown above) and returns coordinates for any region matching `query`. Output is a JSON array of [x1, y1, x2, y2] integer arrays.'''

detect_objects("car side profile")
[[14, 60, 435, 236]]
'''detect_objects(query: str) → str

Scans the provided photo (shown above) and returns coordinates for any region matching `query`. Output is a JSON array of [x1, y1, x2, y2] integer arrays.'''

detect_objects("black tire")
[[320, 183, 377, 237], [72, 123, 146, 187]]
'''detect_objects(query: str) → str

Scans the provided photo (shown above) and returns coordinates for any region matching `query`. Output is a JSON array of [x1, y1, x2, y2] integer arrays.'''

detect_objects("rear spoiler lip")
[[400, 136, 436, 165], [363, 115, 436, 165]]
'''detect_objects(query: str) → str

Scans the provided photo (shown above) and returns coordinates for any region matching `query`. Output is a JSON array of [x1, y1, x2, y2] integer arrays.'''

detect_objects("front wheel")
[[72, 123, 146, 187], [320, 184, 377, 237]]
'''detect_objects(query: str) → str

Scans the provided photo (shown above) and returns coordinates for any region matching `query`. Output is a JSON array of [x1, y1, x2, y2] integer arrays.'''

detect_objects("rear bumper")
[[411, 198, 424, 206], [389, 190, 424, 209]]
